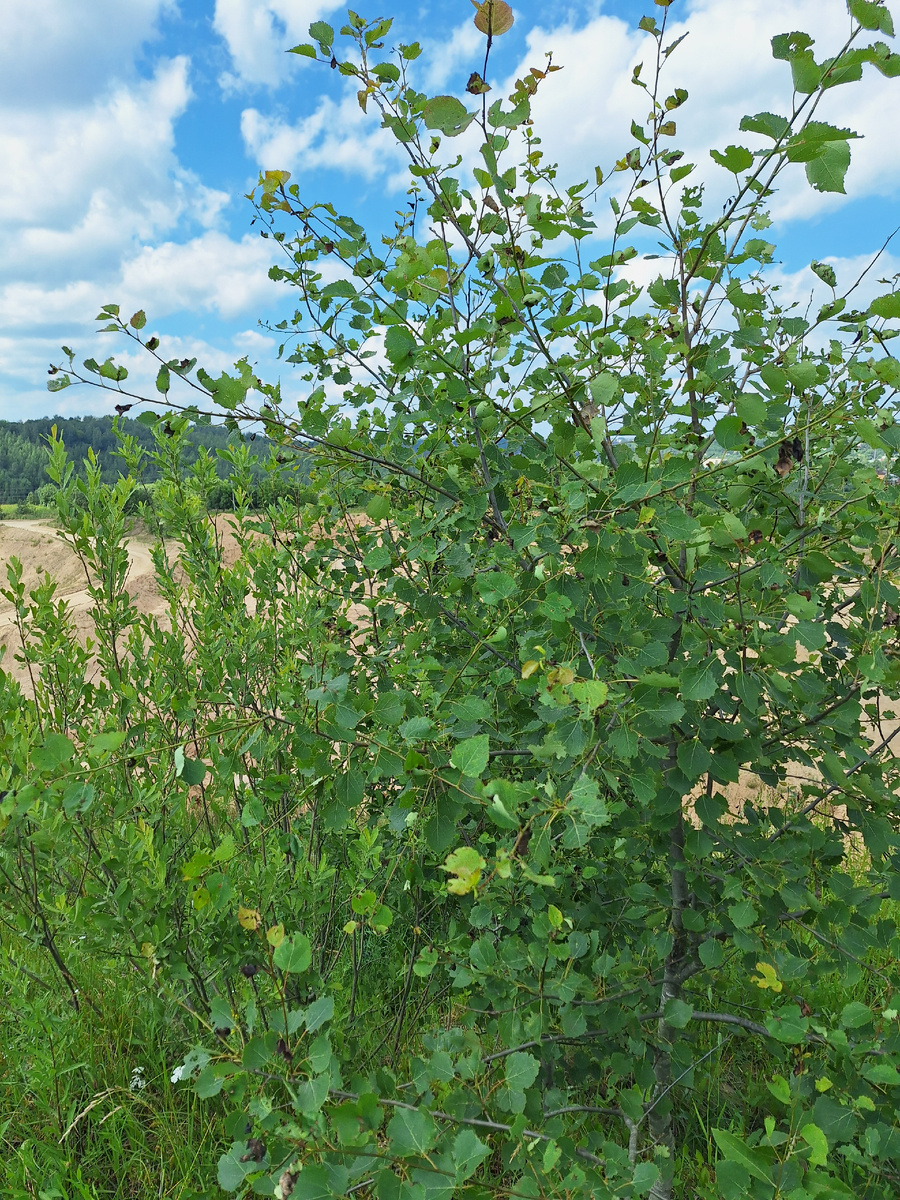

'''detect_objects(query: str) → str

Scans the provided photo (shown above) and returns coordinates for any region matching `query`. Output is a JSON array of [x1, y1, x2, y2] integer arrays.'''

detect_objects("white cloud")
[[241, 92, 404, 180], [0, 232, 277, 333], [120, 232, 279, 320], [213, 0, 343, 90], [0, 2, 275, 417], [421, 21, 485, 93], [0, 58, 230, 286], [515, 0, 900, 224], [0, 0, 176, 107], [0, 327, 282, 423], [768, 249, 900, 314]]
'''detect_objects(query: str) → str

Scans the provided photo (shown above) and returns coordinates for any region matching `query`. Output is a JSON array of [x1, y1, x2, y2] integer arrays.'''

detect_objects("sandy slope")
[[0, 518, 165, 693]]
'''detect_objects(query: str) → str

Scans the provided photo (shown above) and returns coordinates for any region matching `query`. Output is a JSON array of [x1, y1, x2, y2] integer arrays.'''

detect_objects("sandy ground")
[[0, 518, 169, 693]]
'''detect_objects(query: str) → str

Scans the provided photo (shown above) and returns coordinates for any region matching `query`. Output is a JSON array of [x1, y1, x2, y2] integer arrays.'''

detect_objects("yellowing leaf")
[[521, 660, 542, 679], [546, 667, 575, 687], [441, 846, 487, 895], [471, 0, 514, 36], [750, 961, 782, 992], [262, 169, 291, 193], [238, 905, 262, 931], [266, 922, 285, 947]]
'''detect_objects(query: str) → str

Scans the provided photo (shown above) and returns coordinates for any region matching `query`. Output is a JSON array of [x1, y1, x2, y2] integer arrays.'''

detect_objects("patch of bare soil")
[[0, 519, 163, 695], [0, 516, 262, 697]]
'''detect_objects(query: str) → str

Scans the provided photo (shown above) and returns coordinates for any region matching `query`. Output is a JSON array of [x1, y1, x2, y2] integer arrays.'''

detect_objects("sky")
[[1, 0, 898, 422]]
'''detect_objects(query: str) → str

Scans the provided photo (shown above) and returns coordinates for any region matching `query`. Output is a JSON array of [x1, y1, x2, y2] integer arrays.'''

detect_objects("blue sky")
[[1, 0, 898, 421]]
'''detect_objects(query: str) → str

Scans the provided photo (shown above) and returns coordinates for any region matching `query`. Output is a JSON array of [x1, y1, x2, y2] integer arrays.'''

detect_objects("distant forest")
[[0, 414, 310, 506]]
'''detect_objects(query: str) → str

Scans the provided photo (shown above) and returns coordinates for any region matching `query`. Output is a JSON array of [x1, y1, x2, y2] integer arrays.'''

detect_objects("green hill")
[[0, 414, 308, 505]]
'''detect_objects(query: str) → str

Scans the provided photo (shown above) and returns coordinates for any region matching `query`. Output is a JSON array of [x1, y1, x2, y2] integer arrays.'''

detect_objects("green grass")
[[0, 948, 223, 1199], [0, 504, 56, 520]]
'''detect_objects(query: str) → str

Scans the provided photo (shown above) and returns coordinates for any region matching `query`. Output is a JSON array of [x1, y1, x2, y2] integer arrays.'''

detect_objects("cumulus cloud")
[[0, 59, 231, 284], [120, 232, 279, 320], [516, 0, 899, 223], [213, 0, 343, 90], [3, 0, 898, 422], [241, 93, 404, 181], [0, 330, 262, 422], [0, 233, 277, 344], [420, 20, 485, 93], [0, 0, 176, 107], [0, 0, 288, 418], [767, 248, 900, 316], [234, 0, 900, 231]]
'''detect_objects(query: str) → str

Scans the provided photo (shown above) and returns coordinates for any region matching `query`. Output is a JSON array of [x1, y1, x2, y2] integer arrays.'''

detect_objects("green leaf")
[[805, 138, 851, 193], [870, 291, 900, 319], [274, 933, 312, 974], [728, 899, 757, 929], [320, 279, 357, 301], [589, 371, 621, 407], [91, 731, 127, 754], [453, 1128, 490, 1182], [681, 658, 720, 701], [476, 571, 517, 604], [287, 1165, 333, 1200], [699, 939, 724, 968], [505, 1052, 540, 1090], [217, 1145, 259, 1191], [422, 96, 476, 137], [714, 415, 745, 450], [304, 995, 334, 1033], [739, 111, 790, 140], [735, 393, 767, 424], [712, 1129, 774, 1185], [33, 733, 75, 771], [676, 740, 712, 782], [710, 144, 753, 173], [384, 325, 417, 365], [499, 1051, 540, 1112], [665, 998, 694, 1028], [413, 947, 438, 977], [863, 1062, 900, 1085], [840, 1001, 873, 1028], [387, 1107, 437, 1156], [849, 0, 894, 33], [800, 1123, 829, 1166], [366, 494, 391, 520], [631, 1162, 660, 1195], [811, 259, 837, 288], [181, 757, 207, 786], [309, 20, 334, 46], [450, 734, 490, 777]]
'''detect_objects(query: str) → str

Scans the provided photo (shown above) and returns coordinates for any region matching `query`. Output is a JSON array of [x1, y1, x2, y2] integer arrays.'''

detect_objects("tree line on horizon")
[[0, 414, 311, 508]]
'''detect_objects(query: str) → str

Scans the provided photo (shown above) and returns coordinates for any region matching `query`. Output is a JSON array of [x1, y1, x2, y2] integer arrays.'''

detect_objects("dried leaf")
[[471, 0, 514, 36]]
